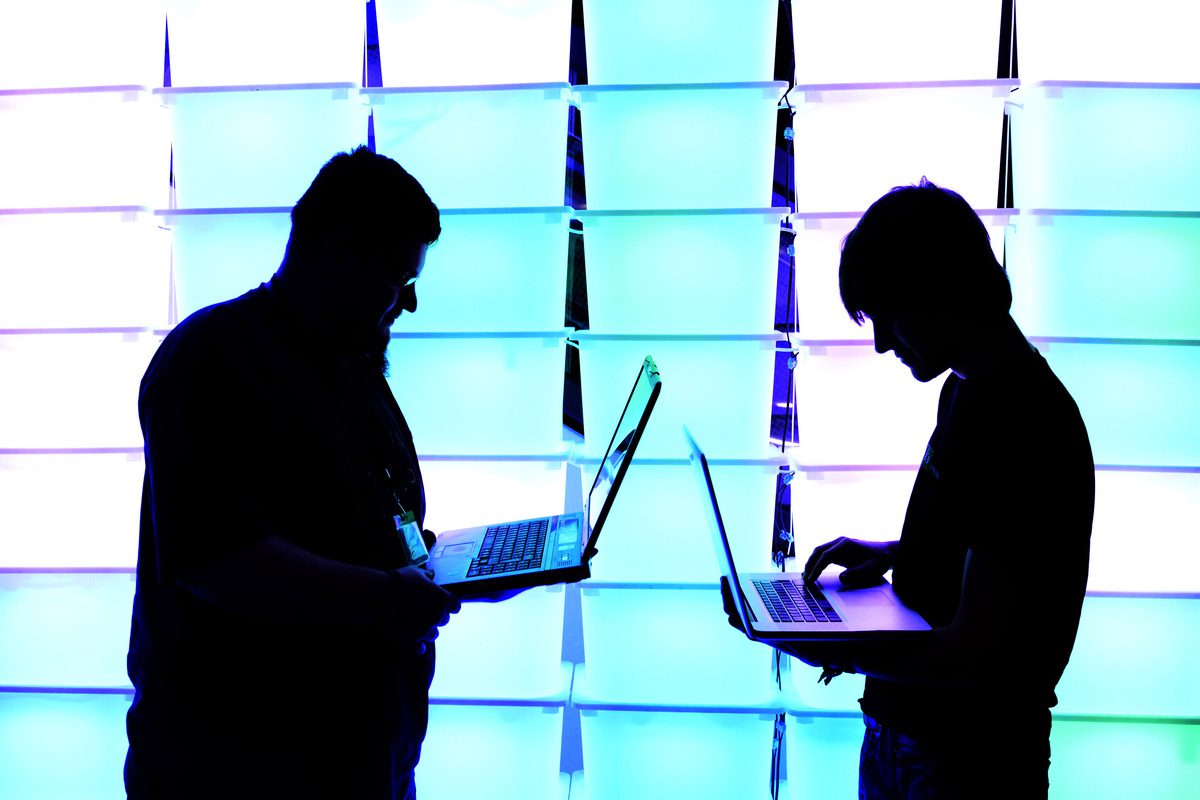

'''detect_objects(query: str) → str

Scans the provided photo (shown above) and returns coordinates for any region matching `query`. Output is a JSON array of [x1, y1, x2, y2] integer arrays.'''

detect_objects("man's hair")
[[839, 178, 1011, 325], [286, 146, 440, 262]]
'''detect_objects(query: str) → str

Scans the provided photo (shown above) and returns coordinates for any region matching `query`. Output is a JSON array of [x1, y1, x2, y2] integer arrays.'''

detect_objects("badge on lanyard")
[[395, 511, 429, 566]]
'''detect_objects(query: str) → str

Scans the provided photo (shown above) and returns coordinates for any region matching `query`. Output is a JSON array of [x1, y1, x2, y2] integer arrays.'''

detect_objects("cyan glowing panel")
[[376, 0, 571, 87], [160, 84, 369, 208], [0, 573, 133, 689], [580, 0, 777, 84], [420, 700, 567, 800], [789, 468, 915, 564], [793, 345, 941, 466], [368, 84, 571, 209], [164, 0, 365, 86], [792, 81, 1014, 213], [0, 332, 155, 449], [577, 588, 777, 708], [574, 333, 779, 459], [1009, 83, 1200, 211], [430, 587, 565, 701], [575, 696, 778, 800], [578, 208, 786, 334], [1048, 719, 1200, 800], [787, 658, 866, 714], [574, 83, 785, 210], [1042, 342, 1200, 467], [0, 453, 142, 569], [419, 455, 569, 535], [0, 209, 170, 330], [792, 0, 1002, 84], [1008, 211, 1200, 341], [1057, 596, 1200, 717], [0, 0, 164, 89], [410, 208, 571, 332], [0, 692, 130, 800], [582, 458, 781, 584], [1017, 1, 1200, 83], [785, 713, 864, 800], [793, 210, 1011, 341], [161, 208, 292, 321], [384, 331, 568, 456], [0, 88, 169, 209], [1090, 471, 1200, 595]]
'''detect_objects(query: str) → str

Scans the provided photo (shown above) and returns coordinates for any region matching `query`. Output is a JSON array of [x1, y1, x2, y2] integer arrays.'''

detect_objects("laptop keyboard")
[[465, 518, 549, 578], [753, 578, 843, 624]]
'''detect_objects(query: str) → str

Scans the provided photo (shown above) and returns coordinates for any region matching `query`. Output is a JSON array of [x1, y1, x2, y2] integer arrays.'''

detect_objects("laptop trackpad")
[[441, 543, 474, 557], [832, 587, 896, 608]]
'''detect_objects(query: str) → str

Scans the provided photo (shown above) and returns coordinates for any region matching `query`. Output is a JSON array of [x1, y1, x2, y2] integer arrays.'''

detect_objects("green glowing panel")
[[1042, 342, 1200, 467], [1008, 212, 1200, 340], [1049, 719, 1200, 800], [785, 713, 863, 800], [1011, 83, 1200, 211], [0, 693, 130, 800]]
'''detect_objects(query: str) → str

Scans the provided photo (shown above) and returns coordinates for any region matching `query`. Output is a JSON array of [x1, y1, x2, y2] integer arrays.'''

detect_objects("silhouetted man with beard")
[[126, 147, 460, 799]]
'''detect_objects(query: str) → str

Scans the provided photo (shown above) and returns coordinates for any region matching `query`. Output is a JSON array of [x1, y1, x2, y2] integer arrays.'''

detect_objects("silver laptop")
[[428, 357, 662, 598], [685, 427, 930, 641]]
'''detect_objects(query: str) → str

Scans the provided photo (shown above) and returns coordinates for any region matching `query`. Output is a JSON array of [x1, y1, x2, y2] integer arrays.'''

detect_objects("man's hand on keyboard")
[[803, 537, 898, 589]]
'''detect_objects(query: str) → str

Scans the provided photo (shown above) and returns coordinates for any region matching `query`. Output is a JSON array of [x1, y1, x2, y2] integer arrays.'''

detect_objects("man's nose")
[[872, 323, 893, 354], [400, 284, 418, 314]]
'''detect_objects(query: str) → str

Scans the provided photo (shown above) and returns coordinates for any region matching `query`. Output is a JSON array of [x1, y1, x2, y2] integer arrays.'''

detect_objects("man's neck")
[[951, 315, 1035, 381]]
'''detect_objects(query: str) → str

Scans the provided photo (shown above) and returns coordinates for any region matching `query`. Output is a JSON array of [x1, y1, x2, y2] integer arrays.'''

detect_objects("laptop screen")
[[585, 356, 661, 549]]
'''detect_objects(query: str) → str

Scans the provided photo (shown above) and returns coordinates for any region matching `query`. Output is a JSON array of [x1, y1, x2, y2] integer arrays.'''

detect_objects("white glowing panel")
[[582, 458, 781, 584], [369, 84, 571, 209], [164, 0, 365, 86], [575, 698, 778, 800], [790, 469, 916, 556], [385, 332, 567, 455], [1056, 597, 1200, 717], [1049, 719, 1200, 800], [0, 693, 131, 800], [1043, 342, 1200, 467], [792, 0, 1002, 84], [0, 332, 156, 449], [419, 456, 569, 535], [0, 573, 134, 688], [0, 1, 164, 89], [574, 333, 779, 459], [376, 0, 571, 86], [161, 84, 368, 208], [792, 81, 1012, 213], [574, 83, 785, 210], [793, 345, 940, 466], [578, 208, 786, 334], [1009, 83, 1200, 211], [1008, 211, 1200, 341], [577, 588, 777, 707], [410, 208, 571, 332], [431, 588, 565, 700], [162, 208, 292, 321], [1018, 1, 1200, 83], [0, 453, 143, 569], [1089, 471, 1200, 595], [793, 211, 1011, 341], [785, 712, 864, 800], [0, 88, 169, 209], [0, 209, 170, 330], [420, 701, 567, 800], [581, 0, 777, 84]]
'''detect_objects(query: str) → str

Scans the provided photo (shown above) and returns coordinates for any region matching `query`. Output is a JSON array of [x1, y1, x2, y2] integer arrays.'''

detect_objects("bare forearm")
[[178, 535, 393, 627]]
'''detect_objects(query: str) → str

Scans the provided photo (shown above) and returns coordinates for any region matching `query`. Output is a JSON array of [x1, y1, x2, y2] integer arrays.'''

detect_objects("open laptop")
[[685, 427, 930, 641], [428, 357, 662, 598]]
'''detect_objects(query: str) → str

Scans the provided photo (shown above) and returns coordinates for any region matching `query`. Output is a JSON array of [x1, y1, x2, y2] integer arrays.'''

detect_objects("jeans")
[[858, 714, 1049, 800]]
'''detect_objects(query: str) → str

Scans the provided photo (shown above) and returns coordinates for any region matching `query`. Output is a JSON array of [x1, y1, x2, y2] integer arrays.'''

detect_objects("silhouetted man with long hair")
[[126, 147, 460, 799], [728, 180, 1093, 798]]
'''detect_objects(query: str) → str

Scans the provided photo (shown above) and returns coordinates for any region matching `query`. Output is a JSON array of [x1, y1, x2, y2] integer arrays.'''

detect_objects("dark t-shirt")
[[126, 281, 432, 799], [861, 349, 1094, 753]]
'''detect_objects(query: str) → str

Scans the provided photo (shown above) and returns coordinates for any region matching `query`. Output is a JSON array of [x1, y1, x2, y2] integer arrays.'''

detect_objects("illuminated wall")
[[0, 2, 1197, 799]]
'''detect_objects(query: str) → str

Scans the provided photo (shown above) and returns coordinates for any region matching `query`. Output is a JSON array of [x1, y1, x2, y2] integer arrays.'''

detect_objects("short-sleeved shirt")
[[861, 349, 1094, 751], [126, 280, 432, 799]]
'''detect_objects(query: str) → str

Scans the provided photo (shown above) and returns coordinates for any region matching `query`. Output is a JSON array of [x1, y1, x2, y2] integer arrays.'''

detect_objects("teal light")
[[1049, 719, 1200, 800]]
